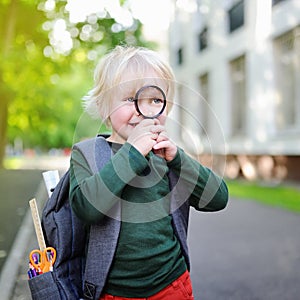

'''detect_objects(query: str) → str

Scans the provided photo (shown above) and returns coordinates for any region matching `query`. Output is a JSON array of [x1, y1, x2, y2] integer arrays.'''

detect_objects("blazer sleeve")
[[167, 147, 228, 212], [69, 142, 149, 223]]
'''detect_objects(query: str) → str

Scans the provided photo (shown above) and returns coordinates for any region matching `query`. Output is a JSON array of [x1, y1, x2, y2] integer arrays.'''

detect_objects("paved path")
[[189, 198, 300, 300], [5, 194, 300, 300], [0, 169, 43, 271]]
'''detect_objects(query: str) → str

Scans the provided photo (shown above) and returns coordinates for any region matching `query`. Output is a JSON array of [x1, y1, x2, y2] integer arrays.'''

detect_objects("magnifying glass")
[[134, 85, 167, 119]]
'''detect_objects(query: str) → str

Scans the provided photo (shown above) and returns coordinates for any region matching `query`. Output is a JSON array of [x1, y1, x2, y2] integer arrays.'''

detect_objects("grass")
[[3, 157, 23, 169], [227, 180, 300, 213]]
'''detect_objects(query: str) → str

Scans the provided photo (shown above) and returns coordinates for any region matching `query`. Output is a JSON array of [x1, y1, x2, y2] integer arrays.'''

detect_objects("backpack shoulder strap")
[[74, 137, 121, 300], [73, 135, 112, 172]]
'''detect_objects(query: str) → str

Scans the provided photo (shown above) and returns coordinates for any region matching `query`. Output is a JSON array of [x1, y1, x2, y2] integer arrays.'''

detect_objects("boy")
[[69, 45, 228, 299]]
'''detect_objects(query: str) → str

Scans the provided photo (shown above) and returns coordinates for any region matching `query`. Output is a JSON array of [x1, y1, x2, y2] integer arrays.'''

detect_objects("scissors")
[[29, 247, 56, 273]]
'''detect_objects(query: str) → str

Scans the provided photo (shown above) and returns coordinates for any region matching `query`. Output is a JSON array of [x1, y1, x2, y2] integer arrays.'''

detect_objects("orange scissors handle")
[[42, 247, 56, 272], [29, 247, 56, 273], [29, 249, 42, 269]]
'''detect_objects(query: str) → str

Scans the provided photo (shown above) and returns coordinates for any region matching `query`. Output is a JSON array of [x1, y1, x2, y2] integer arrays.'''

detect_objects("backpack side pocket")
[[28, 272, 61, 300]]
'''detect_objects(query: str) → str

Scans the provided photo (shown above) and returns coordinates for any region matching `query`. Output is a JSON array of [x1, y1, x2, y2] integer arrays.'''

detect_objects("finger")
[[137, 118, 156, 128], [156, 131, 168, 143], [130, 131, 157, 142], [151, 132, 159, 140], [141, 118, 155, 124], [153, 148, 165, 158], [153, 118, 161, 125], [153, 140, 170, 150], [150, 125, 165, 134]]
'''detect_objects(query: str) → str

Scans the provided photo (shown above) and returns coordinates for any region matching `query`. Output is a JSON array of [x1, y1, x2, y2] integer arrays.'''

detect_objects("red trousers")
[[99, 270, 194, 300]]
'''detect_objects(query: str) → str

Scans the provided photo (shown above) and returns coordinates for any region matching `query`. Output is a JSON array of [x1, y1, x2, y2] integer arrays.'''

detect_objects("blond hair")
[[82, 45, 175, 125]]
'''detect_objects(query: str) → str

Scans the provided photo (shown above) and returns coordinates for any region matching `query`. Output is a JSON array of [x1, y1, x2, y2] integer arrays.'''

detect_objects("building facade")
[[168, 0, 300, 181]]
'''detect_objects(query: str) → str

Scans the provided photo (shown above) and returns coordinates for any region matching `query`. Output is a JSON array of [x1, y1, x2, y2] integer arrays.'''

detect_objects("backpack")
[[28, 136, 112, 300], [28, 135, 191, 300]]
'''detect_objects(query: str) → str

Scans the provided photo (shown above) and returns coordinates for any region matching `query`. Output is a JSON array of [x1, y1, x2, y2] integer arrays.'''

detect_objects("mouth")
[[129, 122, 139, 127]]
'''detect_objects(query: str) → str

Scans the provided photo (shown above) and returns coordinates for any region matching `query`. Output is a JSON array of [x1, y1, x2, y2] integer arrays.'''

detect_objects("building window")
[[272, 0, 287, 6], [177, 47, 183, 65], [198, 27, 208, 51], [228, 0, 244, 33], [274, 27, 300, 131], [230, 55, 246, 136], [199, 73, 209, 135]]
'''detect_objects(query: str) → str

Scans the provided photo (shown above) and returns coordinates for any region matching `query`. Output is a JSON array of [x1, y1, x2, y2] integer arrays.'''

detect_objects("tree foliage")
[[0, 0, 155, 165]]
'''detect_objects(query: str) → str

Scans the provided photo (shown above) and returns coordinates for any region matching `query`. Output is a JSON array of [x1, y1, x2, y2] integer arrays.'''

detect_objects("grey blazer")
[[78, 137, 191, 300]]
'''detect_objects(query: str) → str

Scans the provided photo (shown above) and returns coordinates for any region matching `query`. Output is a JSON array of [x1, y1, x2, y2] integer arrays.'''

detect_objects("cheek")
[[110, 103, 133, 122], [157, 116, 166, 125], [157, 109, 168, 124]]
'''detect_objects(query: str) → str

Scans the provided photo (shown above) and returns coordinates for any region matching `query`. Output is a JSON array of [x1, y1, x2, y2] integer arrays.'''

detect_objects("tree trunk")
[[0, 96, 9, 168], [0, 0, 17, 168]]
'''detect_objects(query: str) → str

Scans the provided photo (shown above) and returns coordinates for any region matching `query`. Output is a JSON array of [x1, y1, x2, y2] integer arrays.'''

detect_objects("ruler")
[[29, 198, 46, 251]]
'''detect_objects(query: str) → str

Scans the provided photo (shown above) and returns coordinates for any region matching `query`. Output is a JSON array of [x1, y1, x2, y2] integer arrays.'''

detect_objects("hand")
[[152, 129, 178, 162], [127, 119, 161, 156]]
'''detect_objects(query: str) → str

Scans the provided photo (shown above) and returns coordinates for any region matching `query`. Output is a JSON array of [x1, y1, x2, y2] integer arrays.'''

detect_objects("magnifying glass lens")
[[136, 86, 166, 118]]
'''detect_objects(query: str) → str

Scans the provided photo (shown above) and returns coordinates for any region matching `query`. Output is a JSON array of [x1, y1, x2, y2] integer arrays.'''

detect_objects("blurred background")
[[0, 0, 168, 273], [169, 0, 300, 182], [1, 0, 300, 299]]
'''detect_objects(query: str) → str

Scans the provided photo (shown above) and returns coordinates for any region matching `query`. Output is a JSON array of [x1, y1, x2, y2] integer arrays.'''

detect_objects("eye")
[[153, 98, 164, 104], [125, 97, 135, 103]]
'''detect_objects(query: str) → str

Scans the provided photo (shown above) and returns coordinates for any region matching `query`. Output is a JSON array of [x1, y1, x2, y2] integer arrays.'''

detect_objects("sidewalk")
[[0, 156, 69, 300], [188, 198, 300, 300], [4, 183, 47, 300]]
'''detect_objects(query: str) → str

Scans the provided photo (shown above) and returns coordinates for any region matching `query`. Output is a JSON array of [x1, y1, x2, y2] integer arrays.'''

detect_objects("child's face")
[[108, 69, 168, 143]]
